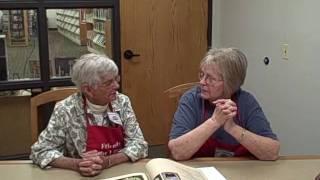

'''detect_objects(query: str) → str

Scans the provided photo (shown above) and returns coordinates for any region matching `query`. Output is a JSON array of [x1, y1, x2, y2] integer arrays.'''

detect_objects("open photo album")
[[101, 158, 226, 180]]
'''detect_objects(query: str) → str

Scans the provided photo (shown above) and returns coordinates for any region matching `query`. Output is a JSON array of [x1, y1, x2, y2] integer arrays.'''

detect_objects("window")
[[0, 0, 120, 92], [47, 8, 113, 79], [0, 9, 39, 81]]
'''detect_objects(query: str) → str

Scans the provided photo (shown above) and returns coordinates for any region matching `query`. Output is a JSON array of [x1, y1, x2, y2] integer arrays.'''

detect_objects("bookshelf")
[[84, 8, 113, 57], [56, 9, 89, 46], [0, 35, 8, 81], [2, 11, 9, 34], [28, 10, 37, 37], [7, 10, 29, 47]]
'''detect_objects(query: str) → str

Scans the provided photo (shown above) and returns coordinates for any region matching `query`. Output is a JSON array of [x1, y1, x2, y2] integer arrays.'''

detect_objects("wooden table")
[[1, 156, 320, 180]]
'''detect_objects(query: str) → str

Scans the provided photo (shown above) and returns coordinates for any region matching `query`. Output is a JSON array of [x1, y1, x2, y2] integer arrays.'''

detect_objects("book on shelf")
[[7, 9, 30, 46], [101, 158, 226, 180]]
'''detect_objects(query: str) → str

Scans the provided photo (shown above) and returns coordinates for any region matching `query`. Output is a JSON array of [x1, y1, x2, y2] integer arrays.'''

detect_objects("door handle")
[[123, 50, 140, 60]]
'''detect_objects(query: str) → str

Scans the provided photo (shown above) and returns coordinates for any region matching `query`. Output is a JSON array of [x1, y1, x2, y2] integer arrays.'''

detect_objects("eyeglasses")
[[100, 75, 121, 87], [198, 71, 223, 85]]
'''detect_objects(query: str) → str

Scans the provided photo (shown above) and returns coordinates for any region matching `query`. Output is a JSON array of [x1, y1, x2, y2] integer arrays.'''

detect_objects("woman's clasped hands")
[[78, 150, 108, 177], [211, 99, 237, 130]]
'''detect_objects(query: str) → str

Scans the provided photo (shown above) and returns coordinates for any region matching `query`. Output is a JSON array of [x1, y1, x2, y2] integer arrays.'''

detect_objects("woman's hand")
[[223, 116, 237, 132], [78, 150, 104, 177], [211, 99, 237, 127], [315, 172, 320, 180]]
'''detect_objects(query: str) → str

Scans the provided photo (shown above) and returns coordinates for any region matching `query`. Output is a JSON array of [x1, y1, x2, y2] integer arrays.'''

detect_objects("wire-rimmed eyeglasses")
[[100, 75, 120, 87], [198, 72, 223, 85]]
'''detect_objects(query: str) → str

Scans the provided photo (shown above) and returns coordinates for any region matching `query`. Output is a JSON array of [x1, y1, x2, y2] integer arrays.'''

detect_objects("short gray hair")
[[200, 48, 248, 96], [71, 53, 118, 88]]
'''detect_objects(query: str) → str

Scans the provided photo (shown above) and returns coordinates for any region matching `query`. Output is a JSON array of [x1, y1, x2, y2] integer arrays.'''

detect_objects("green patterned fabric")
[[30, 92, 148, 168]]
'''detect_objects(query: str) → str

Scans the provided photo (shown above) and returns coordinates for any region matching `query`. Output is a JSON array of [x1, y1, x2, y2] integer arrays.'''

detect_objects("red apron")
[[194, 95, 251, 157], [84, 98, 125, 156]]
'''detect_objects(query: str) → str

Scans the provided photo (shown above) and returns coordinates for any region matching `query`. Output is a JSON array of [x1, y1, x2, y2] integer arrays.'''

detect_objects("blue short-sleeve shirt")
[[169, 86, 277, 146]]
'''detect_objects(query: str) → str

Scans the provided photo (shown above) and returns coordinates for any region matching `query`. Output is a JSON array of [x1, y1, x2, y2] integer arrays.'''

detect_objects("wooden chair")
[[164, 82, 199, 101], [163, 81, 199, 131], [162, 82, 199, 156], [30, 87, 78, 143]]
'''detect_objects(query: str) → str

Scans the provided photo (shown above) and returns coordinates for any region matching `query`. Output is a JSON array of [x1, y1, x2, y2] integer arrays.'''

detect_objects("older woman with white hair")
[[30, 53, 148, 176], [168, 48, 280, 161]]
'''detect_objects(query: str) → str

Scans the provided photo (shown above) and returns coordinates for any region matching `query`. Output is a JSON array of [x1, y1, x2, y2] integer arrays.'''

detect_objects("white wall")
[[213, 0, 320, 155]]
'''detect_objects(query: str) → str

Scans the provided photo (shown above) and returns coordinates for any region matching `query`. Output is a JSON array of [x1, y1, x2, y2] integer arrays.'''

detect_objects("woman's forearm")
[[227, 125, 280, 160], [104, 152, 129, 168], [50, 156, 81, 171], [168, 118, 221, 160]]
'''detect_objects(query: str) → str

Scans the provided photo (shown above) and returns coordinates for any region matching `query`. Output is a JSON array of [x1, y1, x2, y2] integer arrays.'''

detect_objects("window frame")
[[0, 0, 121, 91]]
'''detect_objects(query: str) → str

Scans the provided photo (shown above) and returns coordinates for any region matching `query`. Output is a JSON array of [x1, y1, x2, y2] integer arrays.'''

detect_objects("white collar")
[[86, 98, 109, 114]]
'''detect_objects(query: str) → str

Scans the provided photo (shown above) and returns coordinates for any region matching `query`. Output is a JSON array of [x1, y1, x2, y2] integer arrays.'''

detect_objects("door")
[[120, 0, 208, 145]]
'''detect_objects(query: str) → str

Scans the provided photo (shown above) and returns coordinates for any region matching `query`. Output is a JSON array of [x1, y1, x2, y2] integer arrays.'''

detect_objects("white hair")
[[200, 48, 248, 96], [71, 53, 118, 88]]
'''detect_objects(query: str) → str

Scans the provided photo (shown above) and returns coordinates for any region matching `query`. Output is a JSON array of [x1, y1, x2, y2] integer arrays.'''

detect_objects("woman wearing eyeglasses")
[[168, 48, 280, 160], [30, 53, 148, 176]]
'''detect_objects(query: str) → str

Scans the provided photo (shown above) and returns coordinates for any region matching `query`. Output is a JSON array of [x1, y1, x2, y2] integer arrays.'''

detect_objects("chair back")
[[162, 82, 199, 153], [30, 87, 78, 143], [164, 82, 199, 102]]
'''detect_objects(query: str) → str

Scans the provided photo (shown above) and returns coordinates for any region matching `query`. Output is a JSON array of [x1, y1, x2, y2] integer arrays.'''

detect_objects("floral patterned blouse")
[[30, 92, 148, 168]]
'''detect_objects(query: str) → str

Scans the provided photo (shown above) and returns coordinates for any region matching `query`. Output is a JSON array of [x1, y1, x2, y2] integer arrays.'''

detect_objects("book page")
[[100, 172, 148, 180], [145, 158, 206, 180]]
